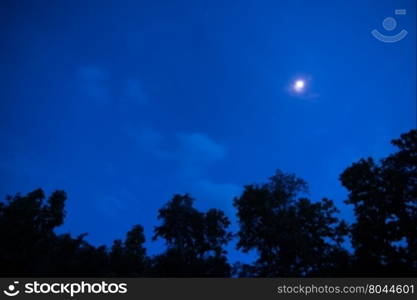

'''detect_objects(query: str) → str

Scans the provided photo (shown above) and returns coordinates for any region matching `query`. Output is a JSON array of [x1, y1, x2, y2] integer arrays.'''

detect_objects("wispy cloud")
[[124, 127, 238, 213], [125, 126, 171, 159], [175, 132, 226, 178], [77, 67, 148, 111], [126, 129, 226, 171], [189, 179, 241, 217]]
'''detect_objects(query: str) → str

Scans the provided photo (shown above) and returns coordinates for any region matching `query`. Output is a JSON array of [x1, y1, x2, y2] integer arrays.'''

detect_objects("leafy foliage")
[[340, 129, 417, 275], [0, 130, 416, 277], [234, 170, 349, 277], [152, 194, 232, 277]]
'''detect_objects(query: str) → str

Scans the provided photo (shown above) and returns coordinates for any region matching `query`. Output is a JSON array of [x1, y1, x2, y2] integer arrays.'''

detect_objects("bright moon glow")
[[293, 79, 305, 92]]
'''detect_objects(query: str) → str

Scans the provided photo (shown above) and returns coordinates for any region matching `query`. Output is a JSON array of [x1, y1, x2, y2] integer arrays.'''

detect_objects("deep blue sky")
[[0, 0, 415, 263]]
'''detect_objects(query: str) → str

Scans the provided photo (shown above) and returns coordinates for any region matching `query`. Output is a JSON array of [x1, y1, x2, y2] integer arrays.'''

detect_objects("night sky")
[[0, 0, 415, 263]]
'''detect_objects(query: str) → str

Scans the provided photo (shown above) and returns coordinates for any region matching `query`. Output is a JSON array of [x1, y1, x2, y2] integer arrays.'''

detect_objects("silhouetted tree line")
[[0, 130, 416, 277]]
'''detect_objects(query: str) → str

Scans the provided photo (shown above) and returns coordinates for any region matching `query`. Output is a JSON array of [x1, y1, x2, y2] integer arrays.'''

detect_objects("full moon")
[[293, 79, 305, 92]]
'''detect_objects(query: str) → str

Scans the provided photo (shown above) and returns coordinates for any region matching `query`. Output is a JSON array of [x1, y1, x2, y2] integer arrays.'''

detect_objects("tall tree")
[[109, 225, 148, 276], [0, 188, 148, 277], [340, 129, 417, 274], [0, 189, 67, 275], [234, 170, 348, 277], [152, 194, 232, 277]]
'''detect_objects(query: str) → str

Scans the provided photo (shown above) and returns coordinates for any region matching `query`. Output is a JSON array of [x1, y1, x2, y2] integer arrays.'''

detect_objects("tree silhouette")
[[0, 189, 112, 276], [340, 129, 417, 275], [234, 170, 349, 277], [0, 189, 67, 275], [109, 225, 147, 276], [0, 130, 416, 277], [151, 194, 232, 277]]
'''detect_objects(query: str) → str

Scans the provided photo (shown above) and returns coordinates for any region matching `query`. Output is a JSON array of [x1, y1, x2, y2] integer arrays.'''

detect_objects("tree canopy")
[[0, 129, 416, 277], [234, 170, 349, 277], [340, 130, 417, 275], [151, 194, 232, 277]]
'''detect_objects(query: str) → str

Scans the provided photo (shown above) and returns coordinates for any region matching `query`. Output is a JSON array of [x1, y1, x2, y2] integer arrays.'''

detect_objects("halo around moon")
[[293, 79, 306, 93]]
